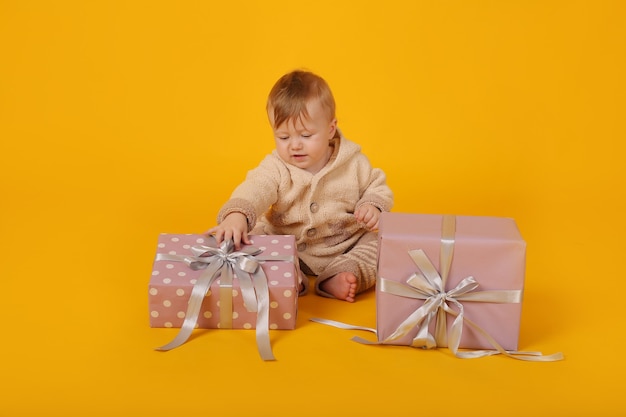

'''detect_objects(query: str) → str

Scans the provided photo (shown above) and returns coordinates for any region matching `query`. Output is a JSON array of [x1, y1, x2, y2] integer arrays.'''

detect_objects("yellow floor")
[[2, 1, 625, 416], [2, 192, 624, 416]]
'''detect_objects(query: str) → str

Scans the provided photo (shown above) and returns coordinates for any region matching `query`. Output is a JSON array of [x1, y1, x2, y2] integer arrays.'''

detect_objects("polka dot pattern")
[[148, 233, 299, 330]]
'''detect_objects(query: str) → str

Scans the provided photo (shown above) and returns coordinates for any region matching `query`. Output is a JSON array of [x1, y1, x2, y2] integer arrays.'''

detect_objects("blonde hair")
[[267, 70, 337, 132]]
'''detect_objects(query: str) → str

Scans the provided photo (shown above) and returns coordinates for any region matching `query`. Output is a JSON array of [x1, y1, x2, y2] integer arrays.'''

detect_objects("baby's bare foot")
[[320, 272, 358, 302]]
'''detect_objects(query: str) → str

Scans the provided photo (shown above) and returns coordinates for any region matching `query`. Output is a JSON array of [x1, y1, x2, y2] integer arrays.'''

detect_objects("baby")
[[209, 70, 393, 302]]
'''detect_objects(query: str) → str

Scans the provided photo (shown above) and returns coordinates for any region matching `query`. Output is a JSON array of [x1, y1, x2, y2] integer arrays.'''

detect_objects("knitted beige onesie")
[[217, 135, 393, 297]]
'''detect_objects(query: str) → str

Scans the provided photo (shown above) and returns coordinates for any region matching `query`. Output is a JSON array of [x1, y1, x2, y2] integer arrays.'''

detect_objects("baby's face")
[[270, 99, 337, 175]]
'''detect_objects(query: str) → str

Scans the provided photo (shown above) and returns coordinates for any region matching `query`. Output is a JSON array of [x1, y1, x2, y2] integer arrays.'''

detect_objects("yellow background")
[[1, 1, 625, 416]]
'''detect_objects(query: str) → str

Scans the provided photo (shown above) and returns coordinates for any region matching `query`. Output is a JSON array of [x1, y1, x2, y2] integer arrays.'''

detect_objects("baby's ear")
[[329, 118, 338, 137]]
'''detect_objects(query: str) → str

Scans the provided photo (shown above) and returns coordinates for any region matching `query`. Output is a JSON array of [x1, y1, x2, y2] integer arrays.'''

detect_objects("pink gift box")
[[376, 213, 526, 351], [149, 234, 299, 330]]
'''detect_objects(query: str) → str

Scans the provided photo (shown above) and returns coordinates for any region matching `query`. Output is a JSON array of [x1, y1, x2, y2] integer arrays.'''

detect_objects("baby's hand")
[[354, 204, 381, 231], [206, 212, 250, 250]]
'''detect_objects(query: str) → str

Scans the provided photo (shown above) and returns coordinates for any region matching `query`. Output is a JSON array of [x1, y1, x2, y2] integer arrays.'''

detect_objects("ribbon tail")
[[384, 297, 438, 343], [309, 318, 378, 334], [451, 311, 564, 361], [434, 307, 448, 347], [352, 336, 380, 345], [235, 266, 258, 313], [444, 301, 465, 355], [309, 318, 379, 345], [155, 260, 223, 351], [410, 311, 437, 349], [500, 351, 565, 361], [252, 269, 275, 361]]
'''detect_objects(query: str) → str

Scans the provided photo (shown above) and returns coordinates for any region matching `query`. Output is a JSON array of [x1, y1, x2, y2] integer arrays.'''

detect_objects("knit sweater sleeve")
[[355, 155, 394, 213], [216, 155, 282, 232]]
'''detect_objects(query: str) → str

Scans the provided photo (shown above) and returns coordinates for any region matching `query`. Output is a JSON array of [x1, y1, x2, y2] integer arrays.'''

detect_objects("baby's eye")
[[301, 134, 312, 138], [278, 136, 289, 140]]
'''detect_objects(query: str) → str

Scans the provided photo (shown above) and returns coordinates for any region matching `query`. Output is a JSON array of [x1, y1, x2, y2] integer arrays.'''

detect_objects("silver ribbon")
[[154, 238, 293, 361], [312, 215, 564, 361]]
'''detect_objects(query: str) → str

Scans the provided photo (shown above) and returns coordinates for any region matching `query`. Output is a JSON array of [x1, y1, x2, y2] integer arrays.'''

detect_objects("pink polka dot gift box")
[[149, 234, 300, 359]]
